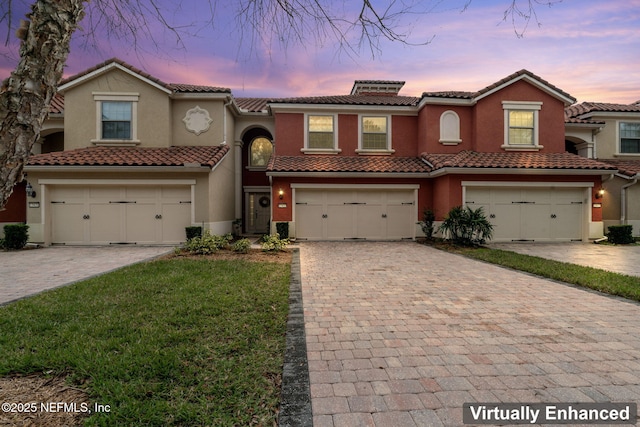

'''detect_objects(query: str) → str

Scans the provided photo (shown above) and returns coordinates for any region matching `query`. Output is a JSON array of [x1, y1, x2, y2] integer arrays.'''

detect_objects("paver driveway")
[[300, 242, 640, 427], [0, 246, 172, 305]]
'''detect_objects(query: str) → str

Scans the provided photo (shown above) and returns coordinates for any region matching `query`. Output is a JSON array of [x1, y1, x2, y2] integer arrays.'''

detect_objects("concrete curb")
[[278, 248, 313, 427]]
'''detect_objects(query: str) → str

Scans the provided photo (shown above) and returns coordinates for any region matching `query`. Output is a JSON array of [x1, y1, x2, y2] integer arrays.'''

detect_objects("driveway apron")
[[300, 242, 640, 427]]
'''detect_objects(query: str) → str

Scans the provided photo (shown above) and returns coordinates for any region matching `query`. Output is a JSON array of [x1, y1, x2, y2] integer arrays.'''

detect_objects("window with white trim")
[[307, 115, 335, 149], [361, 116, 388, 149], [93, 93, 139, 144], [502, 101, 542, 150], [439, 111, 461, 145], [102, 101, 132, 139], [620, 122, 640, 154]]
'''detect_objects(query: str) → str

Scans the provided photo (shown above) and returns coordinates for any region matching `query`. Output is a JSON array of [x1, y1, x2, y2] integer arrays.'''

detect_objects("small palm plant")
[[439, 206, 493, 246]]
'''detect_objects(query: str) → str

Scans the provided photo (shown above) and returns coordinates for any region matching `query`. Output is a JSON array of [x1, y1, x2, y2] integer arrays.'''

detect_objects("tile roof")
[[268, 155, 430, 173], [268, 94, 420, 107], [235, 98, 271, 112], [27, 145, 230, 168], [49, 93, 64, 114], [60, 58, 230, 94], [597, 159, 640, 177], [565, 102, 640, 118], [421, 150, 617, 171], [268, 151, 617, 175], [422, 70, 575, 104]]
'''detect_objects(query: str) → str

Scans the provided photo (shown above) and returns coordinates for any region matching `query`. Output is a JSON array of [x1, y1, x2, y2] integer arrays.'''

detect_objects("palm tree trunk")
[[0, 0, 85, 209]]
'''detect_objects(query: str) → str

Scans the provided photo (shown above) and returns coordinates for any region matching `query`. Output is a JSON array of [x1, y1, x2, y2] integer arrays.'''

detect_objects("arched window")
[[249, 137, 273, 167], [439, 111, 461, 145]]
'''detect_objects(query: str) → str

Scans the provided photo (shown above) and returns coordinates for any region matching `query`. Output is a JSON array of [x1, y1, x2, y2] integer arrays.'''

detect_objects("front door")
[[247, 192, 271, 234]]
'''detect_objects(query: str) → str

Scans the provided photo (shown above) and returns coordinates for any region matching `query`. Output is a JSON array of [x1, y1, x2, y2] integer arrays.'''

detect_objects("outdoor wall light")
[[596, 188, 604, 199], [25, 182, 36, 198], [278, 188, 284, 200]]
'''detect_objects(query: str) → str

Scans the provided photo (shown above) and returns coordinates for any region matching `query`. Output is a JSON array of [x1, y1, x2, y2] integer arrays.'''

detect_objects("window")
[[439, 111, 461, 145], [362, 117, 388, 149], [620, 122, 640, 153], [250, 137, 273, 167], [502, 101, 542, 150], [307, 115, 335, 149], [508, 111, 534, 145], [93, 93, 139, 145], [102, 101, 132, 139]]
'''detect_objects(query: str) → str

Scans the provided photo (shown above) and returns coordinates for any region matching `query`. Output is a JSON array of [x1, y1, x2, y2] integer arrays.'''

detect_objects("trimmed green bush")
[[607, 225, 634, 244], [184, 231, 232, 254], [3, 224, 29, 250], [261, 234, 290, 252], [233, 238, 252, 253], [185, 226, 203, 241], [276, 222, 289, 239]]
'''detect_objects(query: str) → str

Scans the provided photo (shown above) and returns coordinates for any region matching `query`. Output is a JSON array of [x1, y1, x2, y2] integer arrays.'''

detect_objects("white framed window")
[[502, 101, 542, 151], [92, 93, 139, 145], [302, 114, 340, 153], [439, 111, 461, 145], [619, 122, 640, 154], [356, 115, 394, 154]]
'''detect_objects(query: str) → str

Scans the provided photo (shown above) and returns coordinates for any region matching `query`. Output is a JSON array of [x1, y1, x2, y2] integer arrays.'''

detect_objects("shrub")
[[607, 225, 634, 244], [276, 222, 289, 239], [2, 224, 29, 250], [438, 206, 493, 246], [419, 209, 436, 240], [185, 226, 203, 241], [233, 238, 252, 254], [184, 231, 232, 255], [261, 233, 290, 252]]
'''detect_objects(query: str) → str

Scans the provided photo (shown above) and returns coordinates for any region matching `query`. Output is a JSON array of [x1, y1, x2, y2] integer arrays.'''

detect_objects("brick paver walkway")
[[0, 246, 171, 305], [300, 242, 640, 426]]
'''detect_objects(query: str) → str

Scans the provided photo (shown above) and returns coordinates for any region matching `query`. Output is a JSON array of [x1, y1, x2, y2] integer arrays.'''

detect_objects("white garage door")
[[50, 185, 191, 245], [465, 187, 585, 242], [295, 189, 415, 240]]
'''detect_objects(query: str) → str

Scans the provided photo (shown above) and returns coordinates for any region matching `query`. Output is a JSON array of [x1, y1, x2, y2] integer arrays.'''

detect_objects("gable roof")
[[58, 58, 230, 95], [26, 145, 230, 169], [422, 69, 576, 106]]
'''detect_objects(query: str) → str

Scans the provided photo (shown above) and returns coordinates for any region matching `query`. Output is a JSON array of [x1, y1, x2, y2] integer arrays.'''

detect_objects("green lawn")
[[0, 256, 290, 426], [432, 243, 640, 302]]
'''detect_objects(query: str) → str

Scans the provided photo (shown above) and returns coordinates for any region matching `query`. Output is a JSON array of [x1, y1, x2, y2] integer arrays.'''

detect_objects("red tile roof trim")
[[598, 159, 640, 178], [27, 145, 230, 168], [421, 151, 617, 171], [268, 155, 430, 173]]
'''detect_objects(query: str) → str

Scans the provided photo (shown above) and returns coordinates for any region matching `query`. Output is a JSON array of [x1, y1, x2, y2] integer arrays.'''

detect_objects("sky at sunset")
[[1, 0, 639, 103]]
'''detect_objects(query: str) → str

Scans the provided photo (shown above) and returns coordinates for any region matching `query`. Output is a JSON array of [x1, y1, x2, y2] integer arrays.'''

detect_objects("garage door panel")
[[89, 203, 122, 243], [51, 202, 85, 244], [296, 204, 324, 240], [295, 189, 416, 240], [49, 185, 191, 245], [356, 205, 383, 239], [326, 205, 354, 239], [466, 187, 584, 242], [385, 204, 414, 239]]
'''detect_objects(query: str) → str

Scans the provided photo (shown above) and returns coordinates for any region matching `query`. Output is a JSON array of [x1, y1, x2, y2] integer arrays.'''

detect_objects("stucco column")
[[234, 140, 243, 220]]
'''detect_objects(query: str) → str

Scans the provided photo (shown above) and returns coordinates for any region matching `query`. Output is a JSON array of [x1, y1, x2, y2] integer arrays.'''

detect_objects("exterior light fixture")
[[25, 182, 36, 198], [596, 188, 604, 199], [278, 189, 284, 200]]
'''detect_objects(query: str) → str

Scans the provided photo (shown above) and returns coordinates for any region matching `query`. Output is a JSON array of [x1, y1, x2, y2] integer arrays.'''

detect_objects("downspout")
[[621, 176, 639, 223], [222, 97, 233, 145]]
